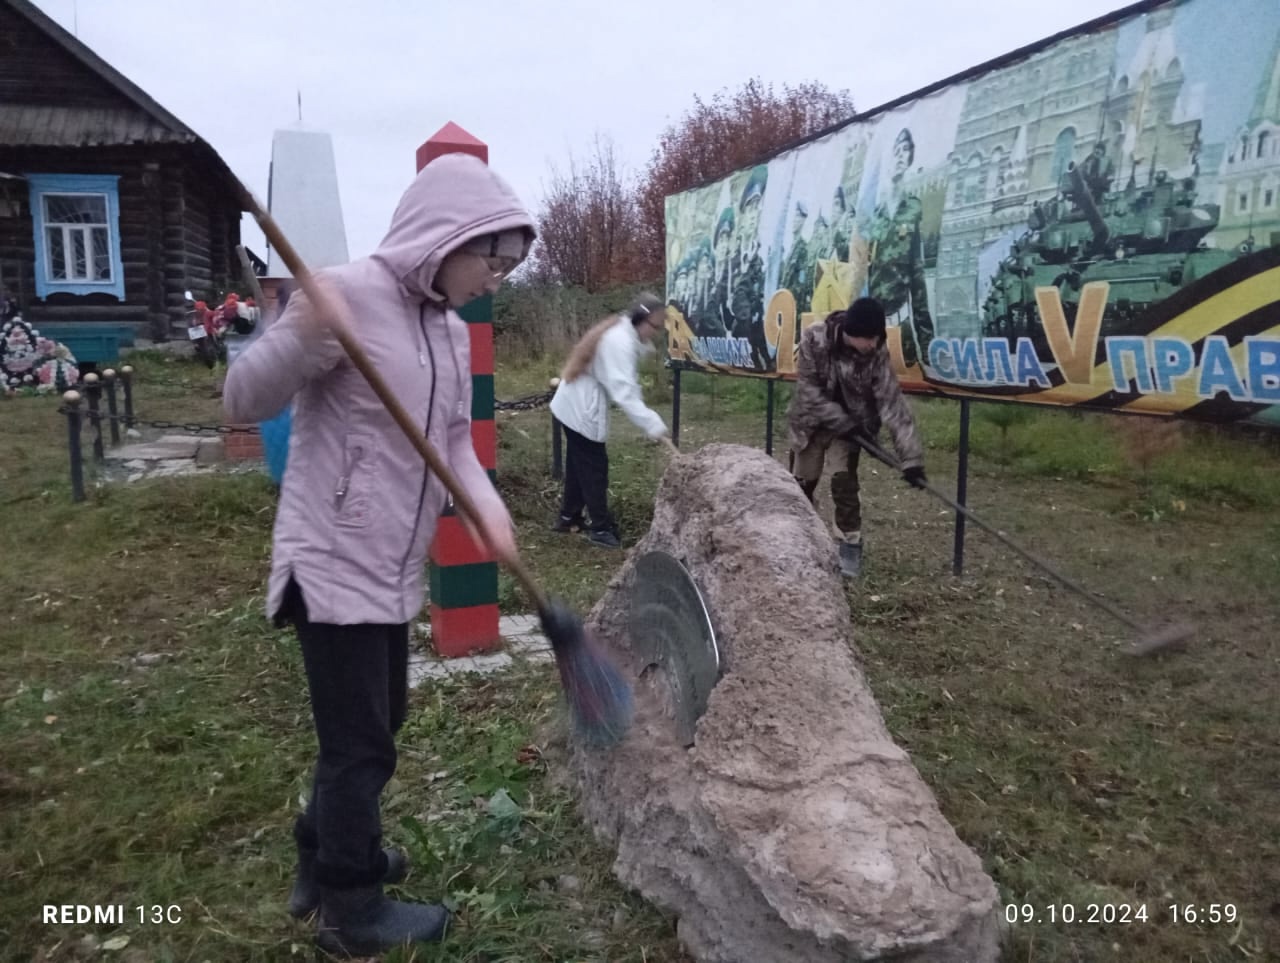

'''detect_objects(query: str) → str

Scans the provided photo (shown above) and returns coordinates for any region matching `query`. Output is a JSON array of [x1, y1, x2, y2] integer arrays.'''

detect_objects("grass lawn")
[[1, 350, 1277, 962]]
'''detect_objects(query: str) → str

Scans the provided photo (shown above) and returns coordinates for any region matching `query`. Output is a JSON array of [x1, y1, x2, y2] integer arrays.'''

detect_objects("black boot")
[[551, 513, 584, 533], [288, 845, 408, 919], [838, 538, 863, 578], [315, 884, 449, 957]]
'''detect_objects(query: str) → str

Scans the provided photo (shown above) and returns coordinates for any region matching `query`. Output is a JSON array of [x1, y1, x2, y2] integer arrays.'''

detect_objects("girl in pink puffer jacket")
[[224, 153, 534, 956]]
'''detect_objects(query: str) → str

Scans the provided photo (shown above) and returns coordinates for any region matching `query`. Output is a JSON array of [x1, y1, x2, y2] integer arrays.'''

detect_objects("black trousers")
[[281, 581, 409, 888], [559, 425, 614, 535]]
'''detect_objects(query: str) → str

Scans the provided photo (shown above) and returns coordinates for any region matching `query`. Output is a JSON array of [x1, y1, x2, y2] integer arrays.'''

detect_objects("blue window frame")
[[26, 174, 125, 299]]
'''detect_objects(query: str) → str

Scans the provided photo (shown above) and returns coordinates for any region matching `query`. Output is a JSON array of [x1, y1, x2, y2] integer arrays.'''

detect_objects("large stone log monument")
[[564, 444, 1001, 962]]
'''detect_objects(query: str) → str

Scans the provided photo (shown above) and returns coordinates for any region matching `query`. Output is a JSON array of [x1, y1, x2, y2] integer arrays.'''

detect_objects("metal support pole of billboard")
[[952, 398, 971, 576], [765, 379, 775, 456], [671, 367, 682, 448]]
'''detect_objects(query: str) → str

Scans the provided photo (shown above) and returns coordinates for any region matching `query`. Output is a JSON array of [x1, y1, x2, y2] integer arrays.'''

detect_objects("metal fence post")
[[120, 364, 135, 430], [64, 390, 85, 503], [102, 368, 121, 446], [765, 378, 776, 456], [83, 372, 104, 463], [671, 367, 682, 448], [952, 398, 972, 577]]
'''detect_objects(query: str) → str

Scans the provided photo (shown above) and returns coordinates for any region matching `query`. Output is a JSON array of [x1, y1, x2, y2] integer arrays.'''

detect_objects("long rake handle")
[[237, 185, 550, 611], [852, 433, 1143, 633]]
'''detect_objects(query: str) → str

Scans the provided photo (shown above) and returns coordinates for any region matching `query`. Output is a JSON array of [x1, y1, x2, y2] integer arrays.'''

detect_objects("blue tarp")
[[260, 405, 291, 485], [227, 332, 291, 485]]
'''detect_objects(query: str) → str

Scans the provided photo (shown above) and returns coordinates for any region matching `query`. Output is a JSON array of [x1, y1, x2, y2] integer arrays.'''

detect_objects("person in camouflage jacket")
[[787, 298, 927, 573]]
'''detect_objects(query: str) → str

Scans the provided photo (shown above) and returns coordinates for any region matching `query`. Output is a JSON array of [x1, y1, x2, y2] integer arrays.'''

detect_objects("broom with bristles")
[[237, 185, 633, 748]]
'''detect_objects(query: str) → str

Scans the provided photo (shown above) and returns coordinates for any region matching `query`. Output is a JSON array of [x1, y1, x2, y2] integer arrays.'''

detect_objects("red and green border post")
[[419, 123, 502, 657]]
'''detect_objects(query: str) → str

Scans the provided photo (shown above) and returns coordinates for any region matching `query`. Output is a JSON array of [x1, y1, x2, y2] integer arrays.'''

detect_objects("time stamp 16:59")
[[1005, 903, 1238, 925]]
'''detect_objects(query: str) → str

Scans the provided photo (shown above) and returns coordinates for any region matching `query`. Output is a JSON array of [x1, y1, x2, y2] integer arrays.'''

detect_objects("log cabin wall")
[[0, 146, 239, 340]]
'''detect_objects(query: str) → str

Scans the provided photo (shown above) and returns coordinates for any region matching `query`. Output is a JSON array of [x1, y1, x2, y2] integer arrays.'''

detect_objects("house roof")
[[2, 0, 245, 205], [0, 105, 185, 147]]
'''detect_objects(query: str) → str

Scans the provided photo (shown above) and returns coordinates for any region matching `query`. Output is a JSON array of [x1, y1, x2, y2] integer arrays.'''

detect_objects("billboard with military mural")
[[663, 0, 1280, 427]]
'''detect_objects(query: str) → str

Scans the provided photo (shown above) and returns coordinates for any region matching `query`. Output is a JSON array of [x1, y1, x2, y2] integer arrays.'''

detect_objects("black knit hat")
[[841, 297, 887, 340]]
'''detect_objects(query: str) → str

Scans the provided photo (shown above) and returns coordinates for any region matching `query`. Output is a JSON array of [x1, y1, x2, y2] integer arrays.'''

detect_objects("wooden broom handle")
[[238, 186, 549, 609]]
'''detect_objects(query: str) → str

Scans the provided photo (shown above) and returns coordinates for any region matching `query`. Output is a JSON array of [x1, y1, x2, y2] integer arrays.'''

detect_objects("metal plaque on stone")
[[629, 551, 720, 747]]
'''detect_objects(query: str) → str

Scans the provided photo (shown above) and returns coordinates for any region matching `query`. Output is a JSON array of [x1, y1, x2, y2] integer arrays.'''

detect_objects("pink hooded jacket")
[[223, 154, 534, 626]]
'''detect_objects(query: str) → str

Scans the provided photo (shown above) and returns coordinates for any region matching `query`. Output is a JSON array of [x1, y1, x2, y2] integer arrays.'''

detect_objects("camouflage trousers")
[[792, 430, 863, 537]]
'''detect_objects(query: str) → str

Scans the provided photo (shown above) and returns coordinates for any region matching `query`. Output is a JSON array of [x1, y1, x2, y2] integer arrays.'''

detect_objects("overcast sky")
[[34, 0, 1130, 262]]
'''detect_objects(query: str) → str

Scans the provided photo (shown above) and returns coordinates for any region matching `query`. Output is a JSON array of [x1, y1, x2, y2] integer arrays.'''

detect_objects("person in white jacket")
[[549, 293, 669, 548]]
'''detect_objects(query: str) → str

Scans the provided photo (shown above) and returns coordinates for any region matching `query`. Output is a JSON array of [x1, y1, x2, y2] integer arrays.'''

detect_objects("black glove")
[[903, 465, 927, 490]]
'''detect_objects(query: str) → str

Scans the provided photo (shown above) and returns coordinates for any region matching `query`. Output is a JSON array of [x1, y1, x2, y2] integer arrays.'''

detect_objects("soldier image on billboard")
[[864, 127, 935, 368], [692, 241, 723, 337], [831, 185, 855, 262], [693, 240, 711, 306], [780, 201, 811, 315], [708, 207, 736, 337], [687, 252, 703, 308], [810, 212, 834, 262], [1080, 142, 1116, 199], [728, 164, 773, 371], [668, 256, 694, 329]]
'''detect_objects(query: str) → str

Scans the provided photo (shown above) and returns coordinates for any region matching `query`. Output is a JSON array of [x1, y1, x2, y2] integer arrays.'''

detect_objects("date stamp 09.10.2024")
[[1005, 902, 1239, 926]]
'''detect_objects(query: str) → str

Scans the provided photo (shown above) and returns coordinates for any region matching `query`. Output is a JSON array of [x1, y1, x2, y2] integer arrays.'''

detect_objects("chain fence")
[[494, 391, 554, 412], [55, 372, 560, 501], [55, 408, 260, 435]]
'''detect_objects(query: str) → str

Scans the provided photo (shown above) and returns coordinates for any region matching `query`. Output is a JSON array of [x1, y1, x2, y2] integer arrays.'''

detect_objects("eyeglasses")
[[481, 256, 519, 281]]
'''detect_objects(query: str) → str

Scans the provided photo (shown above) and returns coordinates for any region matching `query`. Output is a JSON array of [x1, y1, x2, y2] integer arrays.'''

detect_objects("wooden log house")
[[0, 0, 247, 360]]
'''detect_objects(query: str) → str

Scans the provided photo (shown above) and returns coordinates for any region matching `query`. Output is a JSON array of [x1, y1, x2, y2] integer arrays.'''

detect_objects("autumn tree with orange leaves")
[[530, 79, 855, 288], [633, 78, 855, 280], [526, 135, 642, 292]]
